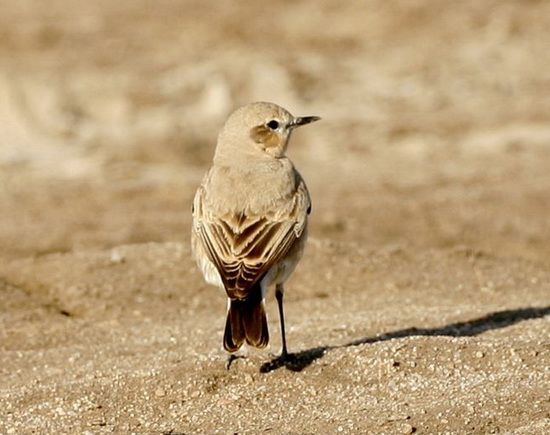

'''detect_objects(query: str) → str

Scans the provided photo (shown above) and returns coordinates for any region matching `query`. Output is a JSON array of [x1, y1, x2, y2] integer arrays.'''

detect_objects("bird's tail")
[[223, 291, 269, 352]]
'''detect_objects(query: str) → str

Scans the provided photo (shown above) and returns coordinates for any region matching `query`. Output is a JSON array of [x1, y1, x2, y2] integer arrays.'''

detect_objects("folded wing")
[[193, 180, 310, 300]]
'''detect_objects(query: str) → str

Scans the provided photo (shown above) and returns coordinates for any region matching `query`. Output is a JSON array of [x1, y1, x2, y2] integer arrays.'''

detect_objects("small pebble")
[[401, 423, 415, 434]]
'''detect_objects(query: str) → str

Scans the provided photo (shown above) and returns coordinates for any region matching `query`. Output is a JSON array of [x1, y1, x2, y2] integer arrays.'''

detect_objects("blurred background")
[[1, 0, 550, 263]]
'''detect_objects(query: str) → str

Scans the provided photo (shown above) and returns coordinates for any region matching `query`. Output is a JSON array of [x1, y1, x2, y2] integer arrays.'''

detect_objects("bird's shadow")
[[260, 305, 550, 373]]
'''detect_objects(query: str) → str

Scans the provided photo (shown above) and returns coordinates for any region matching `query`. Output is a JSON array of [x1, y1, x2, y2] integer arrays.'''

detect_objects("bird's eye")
[[267, 120, 279, 130]]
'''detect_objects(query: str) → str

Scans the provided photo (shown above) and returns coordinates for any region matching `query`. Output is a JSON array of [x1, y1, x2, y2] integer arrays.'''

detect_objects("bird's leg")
[[225, 348, 248, 370], [260, 284, 300, 373], [225, 353, 241, 370], [275, 284, 288, 358]]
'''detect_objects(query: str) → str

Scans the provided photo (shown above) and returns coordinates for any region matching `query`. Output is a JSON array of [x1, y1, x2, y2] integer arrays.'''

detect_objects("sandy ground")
[[1, 0, 550, 434]]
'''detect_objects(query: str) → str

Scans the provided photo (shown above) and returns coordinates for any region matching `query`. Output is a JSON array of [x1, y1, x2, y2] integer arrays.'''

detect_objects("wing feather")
[[193, 178, 310, 300]]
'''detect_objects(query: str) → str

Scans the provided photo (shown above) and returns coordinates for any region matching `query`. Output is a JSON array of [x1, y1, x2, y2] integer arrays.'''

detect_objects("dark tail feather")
[[242, 297, 269, 348], [223, 295, 269, 352], [223, 300, 246, 352]]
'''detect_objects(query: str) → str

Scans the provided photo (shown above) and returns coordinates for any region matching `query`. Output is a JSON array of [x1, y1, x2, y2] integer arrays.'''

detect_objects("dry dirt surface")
[[1, 1, 550, 434]]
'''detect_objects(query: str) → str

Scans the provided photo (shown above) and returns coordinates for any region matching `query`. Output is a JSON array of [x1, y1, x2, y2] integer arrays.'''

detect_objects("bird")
[[191, 101, 320, 367]]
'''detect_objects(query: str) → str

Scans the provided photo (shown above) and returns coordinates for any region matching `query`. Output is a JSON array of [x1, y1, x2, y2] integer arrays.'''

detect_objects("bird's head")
[[215, 102, 320, 161]]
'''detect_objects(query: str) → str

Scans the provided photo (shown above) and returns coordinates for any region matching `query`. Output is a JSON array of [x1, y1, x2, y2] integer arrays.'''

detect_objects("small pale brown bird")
[[191, 101, 319, 366]]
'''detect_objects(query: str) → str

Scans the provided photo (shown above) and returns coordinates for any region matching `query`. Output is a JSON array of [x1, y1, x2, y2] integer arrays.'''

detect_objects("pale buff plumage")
[[191, 102, 319, 361]]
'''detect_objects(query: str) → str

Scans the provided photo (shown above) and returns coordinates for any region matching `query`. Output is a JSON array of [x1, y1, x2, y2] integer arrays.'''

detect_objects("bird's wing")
[[193, 178, 310, 300]]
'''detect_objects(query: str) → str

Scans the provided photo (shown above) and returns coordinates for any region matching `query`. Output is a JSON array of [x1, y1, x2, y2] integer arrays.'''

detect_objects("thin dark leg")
[[275, 284, 288, 357], [225, 353, 246, 370], [260, 284, 298, 373]]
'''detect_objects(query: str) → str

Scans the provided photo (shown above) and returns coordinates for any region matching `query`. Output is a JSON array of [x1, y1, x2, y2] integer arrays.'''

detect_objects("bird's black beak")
[[292, 116, 321, 128]]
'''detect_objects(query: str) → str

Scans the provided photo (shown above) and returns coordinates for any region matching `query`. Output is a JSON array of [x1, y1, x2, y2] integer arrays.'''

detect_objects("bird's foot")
[[225, 353, 247, 370], [260, 352, 298, 373]]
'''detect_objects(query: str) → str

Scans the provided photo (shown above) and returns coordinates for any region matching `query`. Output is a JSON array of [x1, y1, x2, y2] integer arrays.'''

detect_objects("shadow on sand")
[[260, 305, 550, 373]]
